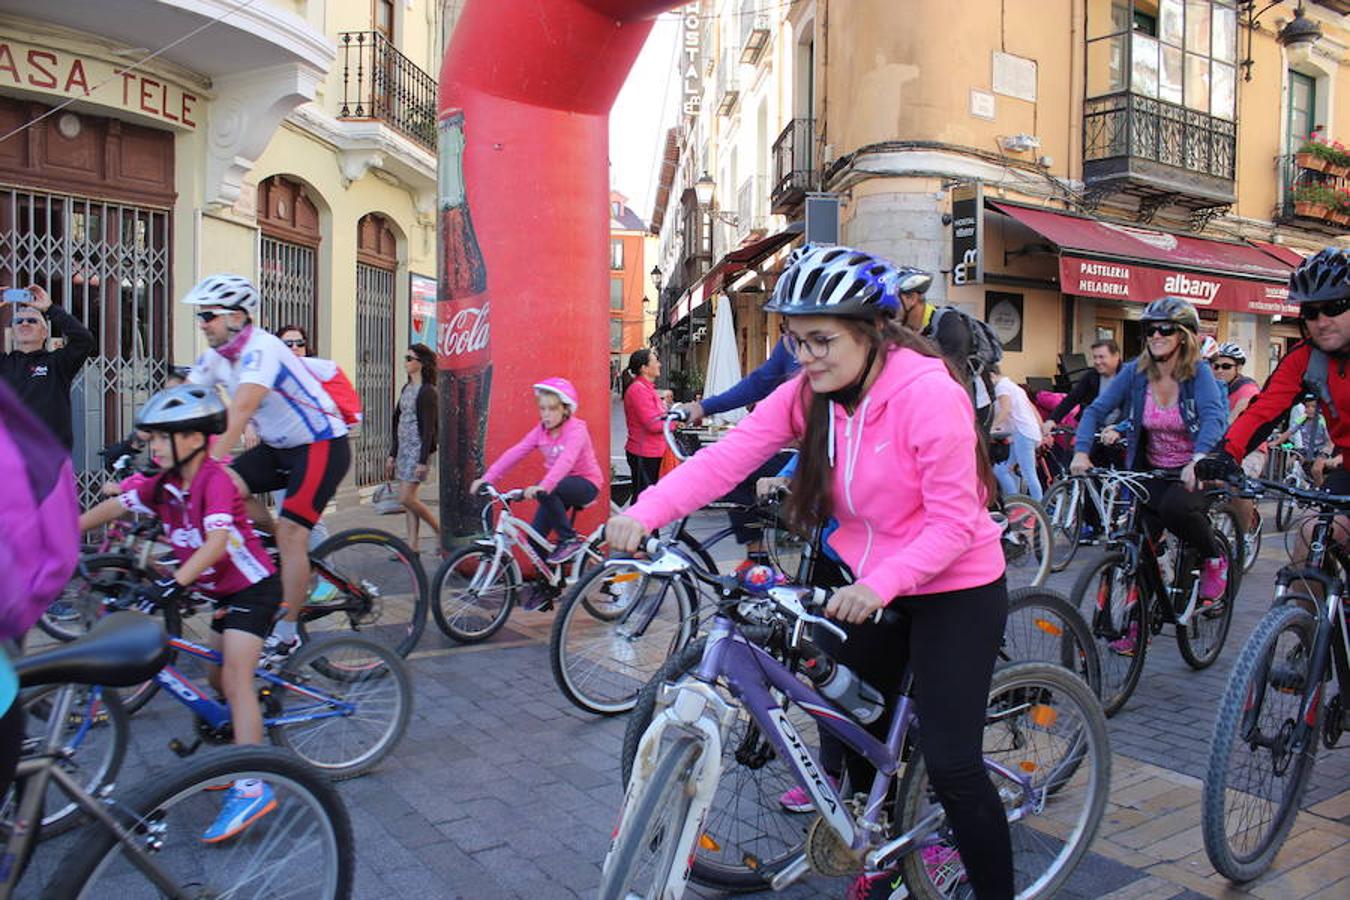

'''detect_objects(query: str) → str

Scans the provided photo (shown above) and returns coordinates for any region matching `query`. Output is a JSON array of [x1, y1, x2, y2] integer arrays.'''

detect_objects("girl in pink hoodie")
[[471, 378, 603, 564], [608, 245, 1012, 900]]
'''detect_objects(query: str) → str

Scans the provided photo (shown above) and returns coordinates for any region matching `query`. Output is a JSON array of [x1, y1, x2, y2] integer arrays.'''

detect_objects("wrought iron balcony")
[[1275, 152, 1350, 229], [771, 118, 817, 214], [1083, 92, 1236, 210], [337, 31, 436, 152], [716, 47, 741, 116]]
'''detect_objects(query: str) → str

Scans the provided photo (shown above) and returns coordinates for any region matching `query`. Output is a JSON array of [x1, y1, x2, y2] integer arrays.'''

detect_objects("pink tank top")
[[1143, 388, 1193, 469]]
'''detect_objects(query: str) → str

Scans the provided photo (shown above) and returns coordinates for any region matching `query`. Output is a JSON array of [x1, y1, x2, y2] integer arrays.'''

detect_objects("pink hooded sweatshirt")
[[483, 416, 604, 493], [627, 347, 1005, 601]]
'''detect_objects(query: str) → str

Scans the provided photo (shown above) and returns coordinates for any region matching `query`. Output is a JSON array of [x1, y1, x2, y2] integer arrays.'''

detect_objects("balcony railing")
[[717, 47, 741, 116], [736, 174, 770, 238], [739, 0, 770, 64], [1276, 152, 1350, 228], [771, 118, 816, 214], [337, 31, 436, 152], [1083, 92, 1236, 205]]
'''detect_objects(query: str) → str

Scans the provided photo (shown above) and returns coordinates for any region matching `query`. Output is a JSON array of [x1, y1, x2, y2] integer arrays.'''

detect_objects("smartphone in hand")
[[3, 288, 33, 305]]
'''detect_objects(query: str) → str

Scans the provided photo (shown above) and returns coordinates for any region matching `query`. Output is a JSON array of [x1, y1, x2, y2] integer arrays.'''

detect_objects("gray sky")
[[609, 12, 682, 226]]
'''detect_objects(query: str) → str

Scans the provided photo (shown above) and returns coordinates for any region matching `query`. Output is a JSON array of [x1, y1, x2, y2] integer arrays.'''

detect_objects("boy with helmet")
[[1212, 342, 1260, 418], [79, 385, 280, 843], [181, 275, 351, 662], [608, 244, 1012, 899], [470, 377, 603, 572]]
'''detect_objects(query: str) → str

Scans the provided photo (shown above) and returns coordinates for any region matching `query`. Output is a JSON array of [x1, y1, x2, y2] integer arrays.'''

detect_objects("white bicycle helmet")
[[764, 244, 901, 319], [1215, 342, 1245, 365], [182, 275, 261, 316]]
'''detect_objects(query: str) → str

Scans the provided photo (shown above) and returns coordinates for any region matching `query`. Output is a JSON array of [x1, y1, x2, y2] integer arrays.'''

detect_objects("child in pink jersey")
[[471, 378, 604, 565], [80, 386, 279, 844]]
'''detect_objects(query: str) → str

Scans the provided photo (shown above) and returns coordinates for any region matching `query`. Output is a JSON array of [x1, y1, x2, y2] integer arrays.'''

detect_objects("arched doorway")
[[257, 176, 320, 337], [355, 212, 398, 486]]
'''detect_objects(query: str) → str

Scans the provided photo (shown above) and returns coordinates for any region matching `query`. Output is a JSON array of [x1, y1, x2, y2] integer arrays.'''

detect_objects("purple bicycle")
[[600, 540, 1109, 900]]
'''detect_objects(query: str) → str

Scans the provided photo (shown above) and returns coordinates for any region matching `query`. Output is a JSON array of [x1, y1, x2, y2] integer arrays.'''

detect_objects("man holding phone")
[[0, 285, 95, 450]]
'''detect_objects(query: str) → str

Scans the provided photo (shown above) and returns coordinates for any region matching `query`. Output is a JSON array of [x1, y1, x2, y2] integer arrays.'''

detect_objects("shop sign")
[[680, 5, 701, 117], [951, 183, 983, 285], [1059, 256, 1295, 316], [0, 39, 198, 130], [985, 291, 1023, 352], [410, 272, 437, 346]]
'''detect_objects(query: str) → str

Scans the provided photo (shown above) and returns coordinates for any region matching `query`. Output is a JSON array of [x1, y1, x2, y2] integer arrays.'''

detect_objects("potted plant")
[[1331, 190, 1350, 227], [1327, 142, 1350, 179], [1296, 133, 1350, 177], [1292, 183, 1336, 219]]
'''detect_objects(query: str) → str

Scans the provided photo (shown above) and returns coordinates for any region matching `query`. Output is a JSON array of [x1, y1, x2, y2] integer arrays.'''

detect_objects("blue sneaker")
[[202, 782, 276, 843], [46, 600, 80, 622]]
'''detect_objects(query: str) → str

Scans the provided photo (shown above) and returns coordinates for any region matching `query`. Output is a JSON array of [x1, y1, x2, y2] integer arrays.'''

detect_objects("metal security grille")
[[354, 262, 394, 486], [259, 237, 317, 336], [0, 188, 170, 507]]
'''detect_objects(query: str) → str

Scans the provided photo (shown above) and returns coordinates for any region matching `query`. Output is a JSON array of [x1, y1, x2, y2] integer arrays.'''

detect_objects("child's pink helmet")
[[533, 377, 579, 412]]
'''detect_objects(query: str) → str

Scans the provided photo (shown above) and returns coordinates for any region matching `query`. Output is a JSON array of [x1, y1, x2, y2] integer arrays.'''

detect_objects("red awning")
[[989, 201, 1297, 316], [668, 225, 802, 328], [1252, 240, 1308, 269]]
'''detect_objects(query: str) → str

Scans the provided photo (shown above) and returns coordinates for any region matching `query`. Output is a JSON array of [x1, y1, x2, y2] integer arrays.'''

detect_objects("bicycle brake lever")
[[769, 587, 847, 641]]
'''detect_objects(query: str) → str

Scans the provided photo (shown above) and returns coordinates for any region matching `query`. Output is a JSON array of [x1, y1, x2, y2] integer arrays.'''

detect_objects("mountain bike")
[[601, 539, 1109, 899], [996, 494, 1053, 588], [1, 614, 354, 899], [1069, 469, 1240, 716], [1202, 474, 1350, 883], [1272, 443, 1315, 532]]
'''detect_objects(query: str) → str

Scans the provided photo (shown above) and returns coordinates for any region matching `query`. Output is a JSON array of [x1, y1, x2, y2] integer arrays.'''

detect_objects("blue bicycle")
[[602, 541, 1110, 899]]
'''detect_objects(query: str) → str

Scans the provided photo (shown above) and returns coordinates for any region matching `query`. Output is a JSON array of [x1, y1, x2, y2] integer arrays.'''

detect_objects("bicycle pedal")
[[168, 737, 202, 758]]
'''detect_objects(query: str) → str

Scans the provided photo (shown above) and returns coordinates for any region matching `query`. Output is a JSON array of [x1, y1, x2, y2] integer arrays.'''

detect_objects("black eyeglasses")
[[1143, 322, 1179, 338], [783, 330, 841, 359], [284, 339, 306, 348], [1212, 362, 1237, 371], [1300, 297, 1350, 321]]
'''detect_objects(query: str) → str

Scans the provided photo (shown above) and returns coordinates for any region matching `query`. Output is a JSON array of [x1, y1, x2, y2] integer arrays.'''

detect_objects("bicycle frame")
[[474, 489, 603, 591], [152, 636, 354, 732]]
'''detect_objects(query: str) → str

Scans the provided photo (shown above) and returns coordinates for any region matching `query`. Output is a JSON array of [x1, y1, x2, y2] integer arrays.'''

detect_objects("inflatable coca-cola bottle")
[[437, 109, 493, 542]]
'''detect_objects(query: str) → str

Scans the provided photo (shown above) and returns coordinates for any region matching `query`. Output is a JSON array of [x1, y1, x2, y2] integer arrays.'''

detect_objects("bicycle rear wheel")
[[1201, 603, 1321, 882], [1176, 532, 1237, 670], [1070, 551, 1148, 717], [1000, 495, 1052, 588], [48, 745, 354, 900], [270, 636, 413, 780], [429, 545, 518, 643], [303, 529, 428, 658], [1002, 587, 1101, 698], [599, 735, 704, 900], [895, 662, 1110, 900], [550, 565, 696, 715]]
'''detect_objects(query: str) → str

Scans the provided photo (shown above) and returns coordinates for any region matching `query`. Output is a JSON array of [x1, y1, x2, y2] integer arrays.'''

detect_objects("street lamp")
[[694, 172, 740, 227], [650, 264, 663, 293], [1240, 1, 1322, 81]]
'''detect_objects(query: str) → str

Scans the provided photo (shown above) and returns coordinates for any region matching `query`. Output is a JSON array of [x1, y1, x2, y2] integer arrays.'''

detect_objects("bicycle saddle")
[[17, 613, 169, 689]]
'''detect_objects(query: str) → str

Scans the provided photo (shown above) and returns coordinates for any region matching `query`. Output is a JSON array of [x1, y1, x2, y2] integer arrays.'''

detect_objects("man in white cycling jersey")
[[184, 275, 351, 659]]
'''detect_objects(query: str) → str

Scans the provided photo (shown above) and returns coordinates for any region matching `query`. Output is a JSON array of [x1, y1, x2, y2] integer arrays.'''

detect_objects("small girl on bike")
[[78, 385, 280, 844], [470, 377, 604, 564]]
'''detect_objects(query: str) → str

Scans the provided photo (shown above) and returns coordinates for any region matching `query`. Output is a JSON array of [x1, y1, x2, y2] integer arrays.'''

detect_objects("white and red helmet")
[[533, 377, 579, 412]]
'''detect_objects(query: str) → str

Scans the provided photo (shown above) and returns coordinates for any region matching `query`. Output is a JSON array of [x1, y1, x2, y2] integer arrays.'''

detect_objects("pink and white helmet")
[[533, 377, 579, 412], [1200, 336, 1219, 360]]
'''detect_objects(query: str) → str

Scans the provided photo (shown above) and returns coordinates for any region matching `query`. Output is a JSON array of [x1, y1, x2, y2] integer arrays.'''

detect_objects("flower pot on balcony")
[[1327, 163, 1350, 179], [1329, 211, 1350, 227], [1295, 201, 1330, 219], [1296, 152, 1328, 173]]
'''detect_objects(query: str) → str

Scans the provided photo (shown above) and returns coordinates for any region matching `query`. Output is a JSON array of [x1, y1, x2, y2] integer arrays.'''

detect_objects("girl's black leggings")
[[1139, 474, 1221, 559], [815, 578, 1013, 899], [532, 476, 598, 542]]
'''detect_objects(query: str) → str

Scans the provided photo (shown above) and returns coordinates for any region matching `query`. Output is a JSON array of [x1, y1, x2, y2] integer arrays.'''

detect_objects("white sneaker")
[[261, 633, 302, 667]]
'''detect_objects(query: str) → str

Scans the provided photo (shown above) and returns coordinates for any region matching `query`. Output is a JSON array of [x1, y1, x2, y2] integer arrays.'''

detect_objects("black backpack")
[[926, 305, 1004, 429]]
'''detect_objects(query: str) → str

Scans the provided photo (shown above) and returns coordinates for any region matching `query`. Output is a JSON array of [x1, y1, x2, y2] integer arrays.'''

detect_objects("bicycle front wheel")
[[48, 745, 354, 900], [1040, 479, 1084, 573], [895, 662, 1111, 900], [1070, 551, 1148, 717], [304, 529, 429, 658], [430, 545, 517, 643], [551, 565, 696, 715], [1002, 587, 1102, 698], [1176, 532, 1237, 670], [1202, 603, 1321, 883], [599, 735, 705, 900], [1000, 495, 1053, 588], [271, 636, 413, 780]]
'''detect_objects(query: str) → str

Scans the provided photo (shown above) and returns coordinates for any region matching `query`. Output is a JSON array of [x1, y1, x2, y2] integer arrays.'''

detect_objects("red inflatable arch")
[[435, 0, 683, 545]]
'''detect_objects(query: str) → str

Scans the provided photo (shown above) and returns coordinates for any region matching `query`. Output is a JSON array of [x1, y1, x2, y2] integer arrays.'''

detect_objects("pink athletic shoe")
[[1199, 555, 1228, 603]]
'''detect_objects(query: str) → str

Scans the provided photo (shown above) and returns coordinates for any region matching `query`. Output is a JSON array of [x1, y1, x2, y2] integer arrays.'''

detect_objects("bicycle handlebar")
[[661, 411, 690, 461]]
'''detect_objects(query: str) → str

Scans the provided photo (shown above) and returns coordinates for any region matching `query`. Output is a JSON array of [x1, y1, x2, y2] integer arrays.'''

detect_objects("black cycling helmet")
[[1288, 247, 1350, 304], [135, 385, 227, 436], [765, 244, 901, 319], [1140, 296, 1200, 334]]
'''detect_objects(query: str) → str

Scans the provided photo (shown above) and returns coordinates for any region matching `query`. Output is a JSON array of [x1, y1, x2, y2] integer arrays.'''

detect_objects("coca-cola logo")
[[438, 300, 490, 362]]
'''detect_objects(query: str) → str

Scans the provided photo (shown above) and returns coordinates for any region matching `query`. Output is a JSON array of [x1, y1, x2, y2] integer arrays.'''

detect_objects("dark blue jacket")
[[1074, 356, 1227, 470], [700, 337, 800, 416]]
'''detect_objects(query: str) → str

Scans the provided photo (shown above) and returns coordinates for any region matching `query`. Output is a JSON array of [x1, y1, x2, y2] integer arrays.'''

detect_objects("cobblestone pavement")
[[19, 495, 1349, 899]]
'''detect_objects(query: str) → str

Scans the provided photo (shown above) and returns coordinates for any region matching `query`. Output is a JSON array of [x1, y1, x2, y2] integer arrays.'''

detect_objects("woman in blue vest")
[[1070, 297, 1229, 654]]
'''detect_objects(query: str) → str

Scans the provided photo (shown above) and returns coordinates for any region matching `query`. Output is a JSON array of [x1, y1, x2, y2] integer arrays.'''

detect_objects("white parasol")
[[701, 294, 745, 425]]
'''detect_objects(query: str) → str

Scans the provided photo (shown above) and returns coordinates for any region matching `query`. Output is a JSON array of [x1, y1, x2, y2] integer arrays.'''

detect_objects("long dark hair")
[[621, 348, 653, 395], [408, 343, 437, 388], [786, 316, 999, 531]]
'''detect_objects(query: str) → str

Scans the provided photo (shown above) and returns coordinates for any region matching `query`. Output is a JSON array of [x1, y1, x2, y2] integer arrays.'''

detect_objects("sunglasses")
[[404, 354, 417, 362], [284, 339, 306, 348], [1300, 297, 1350, 321], [12, 317, 41, 326], [1143, 322, 1179, 338], [1212, 362, 1237, 371], [195, 310, 227, 323]]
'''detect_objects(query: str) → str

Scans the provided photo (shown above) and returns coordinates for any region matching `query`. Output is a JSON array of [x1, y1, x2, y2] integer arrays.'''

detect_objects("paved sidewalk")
[[25, 494, 1348, 899]]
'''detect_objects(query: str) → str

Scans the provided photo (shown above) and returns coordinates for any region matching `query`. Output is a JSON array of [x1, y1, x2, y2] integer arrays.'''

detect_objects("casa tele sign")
[[1059, 257, 1295, 316], [0, 40, 199, 129]]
